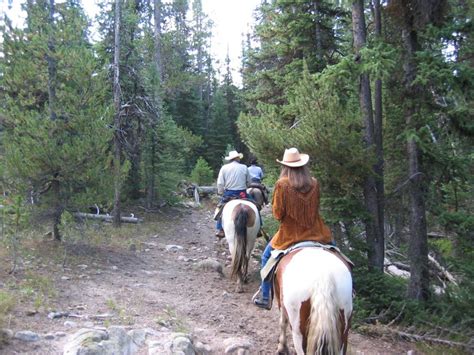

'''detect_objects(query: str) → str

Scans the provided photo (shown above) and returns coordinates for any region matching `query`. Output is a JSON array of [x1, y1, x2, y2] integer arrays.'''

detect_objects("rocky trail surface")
[[0, 203, 418, 354]]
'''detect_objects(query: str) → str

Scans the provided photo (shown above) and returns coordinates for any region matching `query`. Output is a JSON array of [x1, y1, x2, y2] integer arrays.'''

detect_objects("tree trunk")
[[352, 0, 384, 272], [145, 0, 163, 209], [112, 0, 122, 227], [51, 178, 63, 241], [373, 0, 385, 269], [194, 0, 204, 103], [47, 0, 57, 121], [401, 20, 430, 301], [313, 0, 323, 64], [47, 0, 61, 240]]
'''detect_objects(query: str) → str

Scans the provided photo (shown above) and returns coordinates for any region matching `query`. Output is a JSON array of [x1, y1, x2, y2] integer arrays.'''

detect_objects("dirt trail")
[[1, 203, 417, 354]]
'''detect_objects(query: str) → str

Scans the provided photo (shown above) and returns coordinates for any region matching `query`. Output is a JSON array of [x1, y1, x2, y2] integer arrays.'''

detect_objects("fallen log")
[[179, 184, 217, 198], [384, 253, 458, 286], [73, 212, 142, 224], [427, 231, 456, 239], [384, 257, 410, 278], [366, 325, 472, 352], [390, 261, 411, 272], [428, 253, 458, 286], [195, 186, 218, 196]]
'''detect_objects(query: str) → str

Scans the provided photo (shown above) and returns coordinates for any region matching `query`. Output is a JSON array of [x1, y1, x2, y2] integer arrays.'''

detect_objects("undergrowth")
[[0, 291, 15, 344], [351, 257, 474, 352]]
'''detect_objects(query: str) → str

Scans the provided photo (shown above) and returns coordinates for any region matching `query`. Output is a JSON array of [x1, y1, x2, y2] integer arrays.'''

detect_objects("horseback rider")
[[248, 158, 264, 183], [252, 148, 335, 309], [247, 158, 269, 205], [215, 150, 251, 238]]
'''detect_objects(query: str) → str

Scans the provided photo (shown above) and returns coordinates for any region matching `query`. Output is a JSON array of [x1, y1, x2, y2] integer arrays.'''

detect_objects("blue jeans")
[[260, 242, 274, 300], [216, 189, 247, 231]]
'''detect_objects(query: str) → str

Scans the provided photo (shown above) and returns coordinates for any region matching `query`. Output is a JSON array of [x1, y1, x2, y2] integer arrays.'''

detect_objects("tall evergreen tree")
[[112, 0, 122, 226], [1, 0, 112, 237], [242, 0, 347, 117], [352, 0, 384, 271], [372, 0, 385, 272], [205, 54, 243, 171], [143, 0, 163, 208], [385, 0, 466, 301]]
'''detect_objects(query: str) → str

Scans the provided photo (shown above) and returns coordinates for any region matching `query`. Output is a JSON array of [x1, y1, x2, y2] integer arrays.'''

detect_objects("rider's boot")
[[215, 229, 225, 239], [252, 286, 272, 310]]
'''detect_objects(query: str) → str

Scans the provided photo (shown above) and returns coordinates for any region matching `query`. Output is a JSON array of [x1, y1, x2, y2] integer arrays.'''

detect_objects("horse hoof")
[[276, 347, 289, 355]]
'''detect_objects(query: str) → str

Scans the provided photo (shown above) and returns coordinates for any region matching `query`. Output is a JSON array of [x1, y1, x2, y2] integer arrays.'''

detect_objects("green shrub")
[[352, 269, 417, 326], [190, 157, 214, 186], [0, 291, 15, 343]]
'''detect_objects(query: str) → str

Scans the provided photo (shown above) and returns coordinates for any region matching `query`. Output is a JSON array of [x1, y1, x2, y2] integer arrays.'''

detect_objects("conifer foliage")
[[0, 0, 238, 231], [1, 0, 112, 239], [239, 0, 473, 308]]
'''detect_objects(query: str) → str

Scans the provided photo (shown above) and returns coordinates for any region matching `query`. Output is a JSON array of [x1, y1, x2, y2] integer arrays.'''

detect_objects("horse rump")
[[278, 248, 352, 355]]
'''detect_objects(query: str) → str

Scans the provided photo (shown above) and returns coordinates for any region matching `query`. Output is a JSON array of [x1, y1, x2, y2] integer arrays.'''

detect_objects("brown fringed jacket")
[[270, 177, 332, 250]]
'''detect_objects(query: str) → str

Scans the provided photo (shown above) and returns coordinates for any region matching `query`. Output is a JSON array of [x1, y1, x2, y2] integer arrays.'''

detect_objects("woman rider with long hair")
[[252, 148, 334, 309]]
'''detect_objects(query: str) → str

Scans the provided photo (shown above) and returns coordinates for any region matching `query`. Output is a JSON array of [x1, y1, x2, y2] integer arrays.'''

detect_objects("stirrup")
[[252, 287, 262, 302], [215, 230, 225, 239], [252, 288, 272, 310]]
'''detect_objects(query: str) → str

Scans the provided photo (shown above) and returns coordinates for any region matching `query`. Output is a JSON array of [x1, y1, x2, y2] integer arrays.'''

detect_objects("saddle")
[[213, 195, 259, 221]]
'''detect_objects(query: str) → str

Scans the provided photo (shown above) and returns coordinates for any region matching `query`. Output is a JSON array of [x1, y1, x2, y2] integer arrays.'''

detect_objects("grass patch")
[[155, 306, 189, 333], [0, 291, 15, 326], [105, 298, 133, 325], [20, 271, 57, 311], [415, 343, 468, 355], [0, 291, 15, 344]]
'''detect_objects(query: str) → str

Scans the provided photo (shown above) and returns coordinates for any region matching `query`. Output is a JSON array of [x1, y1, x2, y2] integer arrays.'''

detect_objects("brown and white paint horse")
[[222, 199, 261, 292], [274, 248, 353, 354]]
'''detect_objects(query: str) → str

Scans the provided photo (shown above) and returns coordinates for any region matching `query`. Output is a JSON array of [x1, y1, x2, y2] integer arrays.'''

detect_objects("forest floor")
[[0, 200, 426, 354]]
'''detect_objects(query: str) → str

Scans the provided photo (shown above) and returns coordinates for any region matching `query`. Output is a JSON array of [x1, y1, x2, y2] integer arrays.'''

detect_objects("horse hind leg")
[[277, 308, 290, 354], [235, 273, 244, 293]]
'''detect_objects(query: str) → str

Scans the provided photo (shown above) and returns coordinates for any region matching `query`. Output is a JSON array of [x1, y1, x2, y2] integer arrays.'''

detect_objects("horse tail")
[[230, 204, 249, 280], [306, 273, 342, 354]]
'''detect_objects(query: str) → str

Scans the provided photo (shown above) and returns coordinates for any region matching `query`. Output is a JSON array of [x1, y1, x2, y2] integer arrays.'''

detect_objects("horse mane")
[[306, 273, 342, 354]]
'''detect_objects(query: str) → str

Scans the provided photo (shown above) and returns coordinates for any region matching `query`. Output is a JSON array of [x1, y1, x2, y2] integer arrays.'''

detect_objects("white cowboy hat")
[[276, 148, 309, 167], [225, 150, 244, 161]]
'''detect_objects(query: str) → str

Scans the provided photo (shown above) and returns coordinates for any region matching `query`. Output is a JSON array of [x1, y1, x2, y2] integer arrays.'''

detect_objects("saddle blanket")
[[261, 241, 354, 281], [213, 197, 259, 221]]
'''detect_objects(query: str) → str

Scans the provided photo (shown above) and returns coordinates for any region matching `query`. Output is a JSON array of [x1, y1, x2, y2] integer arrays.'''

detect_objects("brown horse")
[[246, 186, 266, 210], [274, 248, 353, 354]]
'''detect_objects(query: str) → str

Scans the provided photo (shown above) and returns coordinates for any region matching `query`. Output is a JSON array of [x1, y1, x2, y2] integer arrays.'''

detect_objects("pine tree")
[[352, 0, 384, 271], [204, 53, 243, 172], [112, 0, 122, 226], [1, 0, 112, 238], [242, 0, 348, 119]]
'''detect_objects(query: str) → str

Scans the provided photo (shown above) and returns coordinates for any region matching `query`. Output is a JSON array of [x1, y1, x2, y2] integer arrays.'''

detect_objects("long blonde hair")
[[279, 165, 313, 193]]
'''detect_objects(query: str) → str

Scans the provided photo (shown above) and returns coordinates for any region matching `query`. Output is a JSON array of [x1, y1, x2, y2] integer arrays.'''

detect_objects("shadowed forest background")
[[0, 0, 473, 352]]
